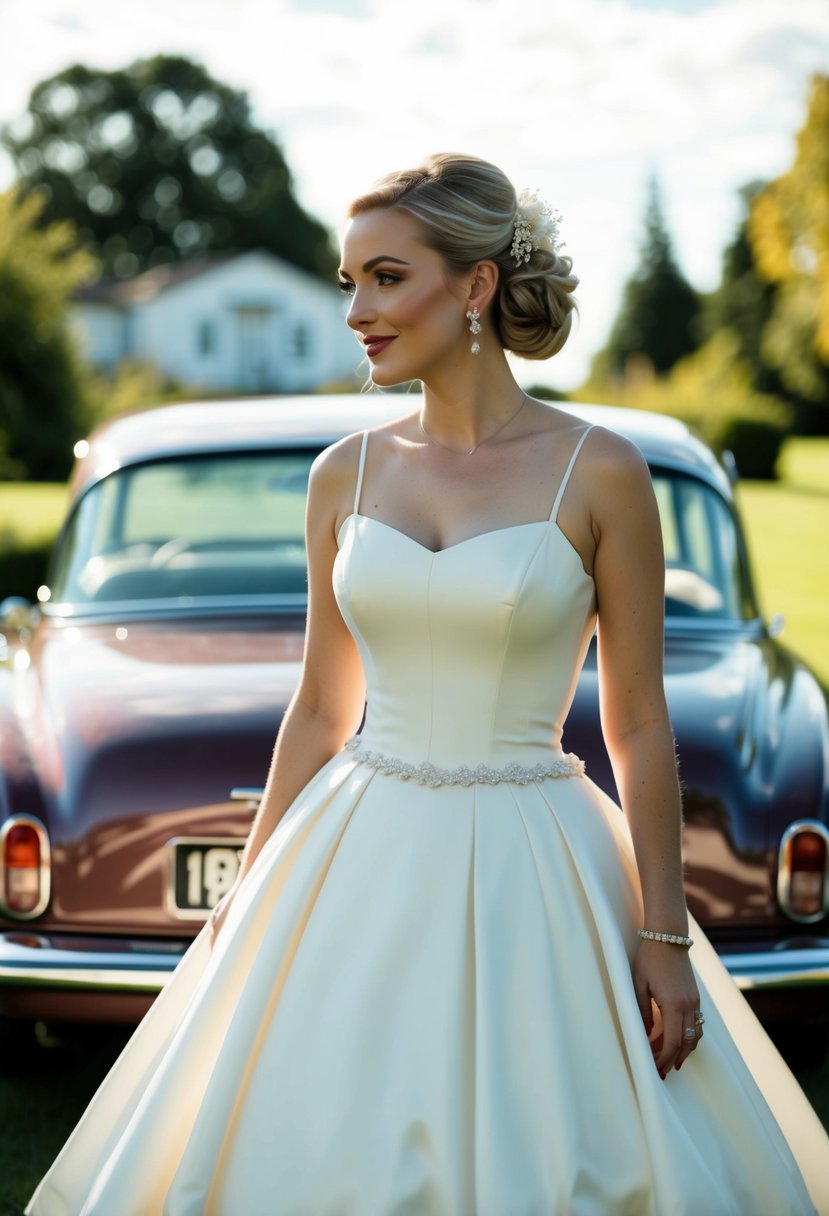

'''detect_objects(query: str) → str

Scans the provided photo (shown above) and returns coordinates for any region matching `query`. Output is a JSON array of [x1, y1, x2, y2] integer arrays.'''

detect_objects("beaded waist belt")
[[343, 737, 585, 788]]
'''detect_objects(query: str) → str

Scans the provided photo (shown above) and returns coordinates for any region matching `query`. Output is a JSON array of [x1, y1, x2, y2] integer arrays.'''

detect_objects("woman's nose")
[[346, 287, 375, 331]]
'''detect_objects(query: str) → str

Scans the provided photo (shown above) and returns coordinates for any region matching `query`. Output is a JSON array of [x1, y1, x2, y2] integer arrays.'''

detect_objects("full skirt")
[[26, 753, 829, 1215]]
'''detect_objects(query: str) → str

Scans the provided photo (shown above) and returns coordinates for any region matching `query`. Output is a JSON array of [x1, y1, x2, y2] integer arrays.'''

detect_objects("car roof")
[[70, 395, 732, 499]]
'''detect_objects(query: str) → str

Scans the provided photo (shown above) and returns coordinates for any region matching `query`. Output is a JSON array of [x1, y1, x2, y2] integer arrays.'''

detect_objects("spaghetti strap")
[[353, 430, 369, 516], [549, 425, 593, 521]]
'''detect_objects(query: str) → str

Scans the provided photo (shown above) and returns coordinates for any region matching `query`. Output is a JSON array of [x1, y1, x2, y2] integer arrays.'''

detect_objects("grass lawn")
[[0, 483, 67, 550], [735, 438, 829, 689]]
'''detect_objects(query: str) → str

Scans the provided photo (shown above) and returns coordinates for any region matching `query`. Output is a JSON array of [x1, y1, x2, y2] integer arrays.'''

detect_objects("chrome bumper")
[[721, 943, 829, 990], [2, 933, 829, 998], [0, 931, 185, 994]]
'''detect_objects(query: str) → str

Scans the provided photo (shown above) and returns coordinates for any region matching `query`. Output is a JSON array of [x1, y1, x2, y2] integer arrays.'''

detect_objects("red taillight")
[[778, 822, 829, 923], [1, 817, 50, 918], [789, 831, 827, 919]]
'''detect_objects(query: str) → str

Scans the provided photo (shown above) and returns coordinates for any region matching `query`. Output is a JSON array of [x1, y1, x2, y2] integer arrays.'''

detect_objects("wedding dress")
[[27, 426, 829, 1215]]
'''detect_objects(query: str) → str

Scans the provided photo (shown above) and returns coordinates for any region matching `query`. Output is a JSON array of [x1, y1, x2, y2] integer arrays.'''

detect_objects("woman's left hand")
[[632, 940, 702, 1078]]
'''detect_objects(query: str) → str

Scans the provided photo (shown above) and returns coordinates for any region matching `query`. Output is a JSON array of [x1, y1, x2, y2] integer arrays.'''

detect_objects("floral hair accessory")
[[510, 189, 563, 265]]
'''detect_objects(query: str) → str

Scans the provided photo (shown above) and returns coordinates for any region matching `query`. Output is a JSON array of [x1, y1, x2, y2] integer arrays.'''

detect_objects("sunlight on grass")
[[736, 439, 829, 688], [0, 483, 67, 550]]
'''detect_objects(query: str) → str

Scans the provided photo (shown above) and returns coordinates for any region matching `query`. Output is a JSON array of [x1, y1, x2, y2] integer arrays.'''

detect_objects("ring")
[[682, 1027, 697, 1040], [694, 1011, 705, 1025]]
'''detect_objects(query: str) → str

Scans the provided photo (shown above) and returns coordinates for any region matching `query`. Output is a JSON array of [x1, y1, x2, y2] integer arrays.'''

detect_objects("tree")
[[748, 73, 829, 429], [704, 182, 780, 395], [2, 55, 337, 281], [592, 178, 701, 379], [0, 189, 95, 480]]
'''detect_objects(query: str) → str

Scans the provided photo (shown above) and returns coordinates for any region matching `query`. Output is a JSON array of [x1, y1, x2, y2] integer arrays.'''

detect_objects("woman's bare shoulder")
[[311, 411, 416, 479], [579, 425, 657, 536], [306, 433, 365, 524], [582, 423, 649, 478]]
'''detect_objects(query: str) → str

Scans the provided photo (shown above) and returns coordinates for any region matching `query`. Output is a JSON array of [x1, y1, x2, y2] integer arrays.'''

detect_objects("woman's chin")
[[369, 364, 408, 388]]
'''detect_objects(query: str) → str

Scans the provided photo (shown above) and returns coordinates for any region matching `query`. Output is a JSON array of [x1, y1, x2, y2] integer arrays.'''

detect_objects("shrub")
[[710, 417, 787, 480], [573, 329, 792, 479], [0, 541, 53, 602]]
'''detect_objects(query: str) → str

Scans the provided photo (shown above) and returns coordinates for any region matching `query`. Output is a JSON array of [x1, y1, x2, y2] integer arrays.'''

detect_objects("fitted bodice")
[[333, 428, 597, 770]]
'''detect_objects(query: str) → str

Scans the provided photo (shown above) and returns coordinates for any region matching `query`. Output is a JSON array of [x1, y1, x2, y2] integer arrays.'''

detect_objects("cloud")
[[0, 0, 826, 386]]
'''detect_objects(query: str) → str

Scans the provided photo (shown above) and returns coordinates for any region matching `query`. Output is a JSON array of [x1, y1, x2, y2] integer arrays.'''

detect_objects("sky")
[[0, 0, 827, 389]]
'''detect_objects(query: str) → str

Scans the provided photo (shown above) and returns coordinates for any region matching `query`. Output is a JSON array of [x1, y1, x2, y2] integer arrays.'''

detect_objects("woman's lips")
[[364, 336, 397, 358]]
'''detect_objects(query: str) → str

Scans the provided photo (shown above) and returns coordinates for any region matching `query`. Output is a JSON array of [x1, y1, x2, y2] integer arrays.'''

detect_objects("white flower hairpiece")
[[510, 189, 563, 265]]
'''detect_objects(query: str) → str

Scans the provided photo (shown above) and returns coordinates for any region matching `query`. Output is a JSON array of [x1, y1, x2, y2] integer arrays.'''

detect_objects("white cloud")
[[0, 0, 826, 387]]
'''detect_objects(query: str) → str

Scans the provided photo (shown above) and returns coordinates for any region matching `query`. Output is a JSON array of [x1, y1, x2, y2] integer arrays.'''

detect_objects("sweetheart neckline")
[[336, 513, 594, 581]]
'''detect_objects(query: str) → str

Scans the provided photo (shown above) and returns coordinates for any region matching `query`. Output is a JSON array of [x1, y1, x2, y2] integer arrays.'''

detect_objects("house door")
[[236, 307, 272, 391]]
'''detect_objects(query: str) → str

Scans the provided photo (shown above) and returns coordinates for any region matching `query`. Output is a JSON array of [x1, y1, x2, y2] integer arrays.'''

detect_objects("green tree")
[[748, 73, 829, 429], [2, 55, 336, 280], [704, 182, 779, 394], [592, 178, 701, 379], [0, 189, 95, 480]]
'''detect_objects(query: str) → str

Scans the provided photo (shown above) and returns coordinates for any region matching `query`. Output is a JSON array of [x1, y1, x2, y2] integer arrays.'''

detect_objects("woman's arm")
[[590, 429, 701, 1076], [209, 437, 366, 940]]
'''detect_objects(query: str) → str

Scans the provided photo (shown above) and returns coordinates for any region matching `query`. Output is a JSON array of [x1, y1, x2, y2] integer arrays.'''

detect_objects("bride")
[[27, 153, 829, 1215]]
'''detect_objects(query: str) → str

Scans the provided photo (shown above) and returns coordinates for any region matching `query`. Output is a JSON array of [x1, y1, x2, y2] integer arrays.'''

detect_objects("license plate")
[[168, 838, 245, 918]]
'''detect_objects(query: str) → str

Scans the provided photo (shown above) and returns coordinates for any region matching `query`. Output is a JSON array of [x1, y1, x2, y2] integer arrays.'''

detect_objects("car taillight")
[[0, 816, 51, 919], [777, 821, 829, 923]]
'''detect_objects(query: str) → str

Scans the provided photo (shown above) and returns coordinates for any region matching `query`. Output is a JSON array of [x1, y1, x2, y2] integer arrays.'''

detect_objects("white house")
[[71, 250, 361, 393]]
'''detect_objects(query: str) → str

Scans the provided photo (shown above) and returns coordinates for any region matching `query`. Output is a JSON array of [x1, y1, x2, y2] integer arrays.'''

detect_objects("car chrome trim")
[[722, 945, 829, 990], [230, 788, 265, 806], [42, 593, 309, 620], [777, 820, 829, 923], [0, 933, 181, 993], [164, 836, 247, 922], [0, 815, 51, 919]]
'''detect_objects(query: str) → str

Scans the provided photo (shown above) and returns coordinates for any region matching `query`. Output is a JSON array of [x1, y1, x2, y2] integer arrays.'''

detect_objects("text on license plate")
[[172, 840, 245, 912]]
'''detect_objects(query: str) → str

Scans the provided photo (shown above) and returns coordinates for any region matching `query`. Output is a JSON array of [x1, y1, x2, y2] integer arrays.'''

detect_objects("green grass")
[[0, 483, 68, 551], [0, 1025, 129, 1215], [736, 439, 829, 689]]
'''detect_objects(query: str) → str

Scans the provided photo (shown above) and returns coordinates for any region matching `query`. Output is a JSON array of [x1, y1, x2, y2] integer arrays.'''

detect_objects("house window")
[[197, 320, 216, 357], [290, 323, 312, 360]]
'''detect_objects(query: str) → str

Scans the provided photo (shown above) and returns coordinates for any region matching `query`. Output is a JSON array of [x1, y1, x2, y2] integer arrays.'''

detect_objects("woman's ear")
[[467, 260, 499, 314]]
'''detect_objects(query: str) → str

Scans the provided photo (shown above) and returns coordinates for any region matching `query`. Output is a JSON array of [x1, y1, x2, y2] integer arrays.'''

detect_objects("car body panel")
[[1, 396, 827, 1025]]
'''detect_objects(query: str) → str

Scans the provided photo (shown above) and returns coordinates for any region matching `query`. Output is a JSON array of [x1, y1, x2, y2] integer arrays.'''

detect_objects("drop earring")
[[466, 308, 481, 355]]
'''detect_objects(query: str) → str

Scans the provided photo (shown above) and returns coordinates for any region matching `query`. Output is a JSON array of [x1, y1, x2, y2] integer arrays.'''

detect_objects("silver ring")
[[694, 1011, 705, 1025], [682, 1027, 697, 1040]]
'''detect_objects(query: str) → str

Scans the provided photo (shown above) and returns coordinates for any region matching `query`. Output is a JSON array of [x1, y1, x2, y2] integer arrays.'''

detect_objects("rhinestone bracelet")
[[638, 928, 694, 948]]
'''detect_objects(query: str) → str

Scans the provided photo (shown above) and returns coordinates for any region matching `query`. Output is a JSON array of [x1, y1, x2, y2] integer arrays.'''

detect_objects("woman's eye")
[[337, 279, 355, 295], [376, 271, 402, 286]]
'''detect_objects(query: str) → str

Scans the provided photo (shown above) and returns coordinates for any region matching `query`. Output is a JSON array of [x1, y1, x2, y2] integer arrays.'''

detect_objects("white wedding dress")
[[27, 427, 829, 1215]]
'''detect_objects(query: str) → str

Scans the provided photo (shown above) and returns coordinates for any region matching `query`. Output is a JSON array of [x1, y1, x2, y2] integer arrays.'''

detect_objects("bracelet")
[[638, 928, 694, 947]]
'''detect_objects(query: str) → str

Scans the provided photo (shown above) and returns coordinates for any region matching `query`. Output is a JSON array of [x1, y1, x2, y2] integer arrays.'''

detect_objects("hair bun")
[[497, 250, 579, 360]]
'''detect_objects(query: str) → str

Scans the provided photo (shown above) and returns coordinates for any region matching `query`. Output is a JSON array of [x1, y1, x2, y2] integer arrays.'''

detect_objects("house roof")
[[73, 252, 262, 306]]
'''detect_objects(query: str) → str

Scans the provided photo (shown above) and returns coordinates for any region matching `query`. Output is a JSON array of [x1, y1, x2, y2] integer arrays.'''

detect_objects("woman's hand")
[[632, 940, 703, 1077]]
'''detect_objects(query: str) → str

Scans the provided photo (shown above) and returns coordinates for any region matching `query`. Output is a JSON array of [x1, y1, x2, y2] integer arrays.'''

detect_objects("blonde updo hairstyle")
[[347, 153, 578, 359]]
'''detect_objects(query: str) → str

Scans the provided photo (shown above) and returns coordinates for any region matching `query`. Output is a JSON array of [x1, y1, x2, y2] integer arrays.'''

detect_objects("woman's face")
[[339, 208, 470, 386]]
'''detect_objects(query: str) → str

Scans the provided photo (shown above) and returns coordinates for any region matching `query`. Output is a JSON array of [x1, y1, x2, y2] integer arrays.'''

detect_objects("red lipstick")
[[363, 335, 397, 358]]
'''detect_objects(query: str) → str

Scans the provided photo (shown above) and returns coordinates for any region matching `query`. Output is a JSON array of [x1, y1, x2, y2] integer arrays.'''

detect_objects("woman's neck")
[[419, 358, 527, 453]]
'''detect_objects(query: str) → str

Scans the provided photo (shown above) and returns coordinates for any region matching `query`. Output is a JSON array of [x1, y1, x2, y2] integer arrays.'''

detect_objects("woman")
[[27, 154, 829, 1215]]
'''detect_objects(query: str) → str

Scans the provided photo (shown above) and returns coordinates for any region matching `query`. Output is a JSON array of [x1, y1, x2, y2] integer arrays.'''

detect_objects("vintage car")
[[1, 395, 827, 1062]]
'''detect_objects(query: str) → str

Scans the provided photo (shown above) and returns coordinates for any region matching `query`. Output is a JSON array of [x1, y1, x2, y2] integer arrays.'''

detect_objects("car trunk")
[[13, 614, 304, 935]]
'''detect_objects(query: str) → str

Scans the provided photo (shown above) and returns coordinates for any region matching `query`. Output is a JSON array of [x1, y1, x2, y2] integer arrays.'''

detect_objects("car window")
[[652, 472, 751, 619], [48, 453, 752, 620], [49, 452, 316, 605]]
